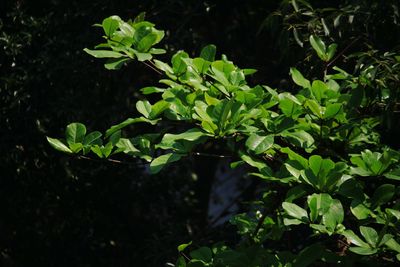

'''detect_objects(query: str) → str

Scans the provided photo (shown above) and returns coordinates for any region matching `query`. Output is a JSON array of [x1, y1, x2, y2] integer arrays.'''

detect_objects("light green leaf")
[[290, 67, 310, 88], [65, 123, 86, 146], [83, 48, 124, 58], [102, 16, 120, 37], [149, 100, 169, 119], [160, 128, 209, 145], [386, 238, 400, 253], [46, 137, 73, 154], [281, 130, 315, 151], [343, 230, 369, 248], [116, 138, 140, 155], [141, 86, 165, 95], [281, 147, 308, 168], [324, 103, 342, 119], [137, 32, 158, 52], [83, 131, 102, 149], [133, 51, 152, 61], [349, 246, 378, 255], [177, 241, 192, 252], [309, 155, 335, 179], [150, 153, 182, 174], [386, 208, 400, 220], [104, 57, 131, 70], [136, 100, 153, 118], [384, 167, 400, 180], [105, 117, 158, 138], [245, 134, 274, 154], [350, 199, 371, 220], [305, 99, 324, 118], [309, 35, 327, 61], [240, 152, 273, 177], [326, 43, 337, 61], [311, 80, 327, 102], [282, 202, 308, 222], [149, 48, 166, 54]]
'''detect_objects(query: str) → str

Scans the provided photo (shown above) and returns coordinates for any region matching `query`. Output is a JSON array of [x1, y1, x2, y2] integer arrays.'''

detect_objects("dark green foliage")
[[2, 0, 400, 266], [48, 7, 400, 266]]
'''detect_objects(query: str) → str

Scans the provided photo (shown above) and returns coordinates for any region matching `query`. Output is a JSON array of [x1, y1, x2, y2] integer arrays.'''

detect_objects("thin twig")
[[191, 152, 232, 158], [76, 155, 147, 166], [327, 36, 362, 68], [143, 60, 163, 75]]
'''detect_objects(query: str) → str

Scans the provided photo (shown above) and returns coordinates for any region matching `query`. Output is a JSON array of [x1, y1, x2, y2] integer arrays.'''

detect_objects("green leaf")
[[240, 152, 273, 177], [90, 145, 104, 158], [324, 103, 342, 119], [65, 123, 86, 146], [350, 199, 371, 220], [175, 256, 186, 267], [46, 137, 73, 154], [278, 93, 303, 118], [290, 68, 310, 88], [349, 246, 378, 255], [141, 86, 165, 95], [384, 167, 400, 180], [133, 12, 146, 23], [371, 184, 395, 208], [104, 57, 131, 70], [149, 100, 169, 119], [105, 117, 158, 138], [109, 130, 121, 146], [200, 44, 216, 61], [101, 142, 113, 158], [281, 147, 308, 168], [172, 51, 189, 75], [282, 202, 308, 222], [343, 230, 369, 248], [102, 16, 120, 37], [311, 80, 327, 102], [285, 185, 307, 202], [133, 51, 152, 61], [309, 35, 327, 61], [160, 128, 209, 146], [83, 48, 124, 58], [386, 208, 400, 220], [82, 131, 102, 153], [309, 155, 335, 180], [137, 33, 158, 52], [326, 43, 337, 61], [116, 138, 140, 155], [359, 226, 378, 247], [281, 130, 315, 151], [136, 100, 152, 118], [190, 247, 212, 263], [149, 153, 182, 174], [386, 238, 400, 253], [245, 134, 274, 154], [305, 99, 323, 118], [177, 241, 192, 252], [149, 48, 166, 54]]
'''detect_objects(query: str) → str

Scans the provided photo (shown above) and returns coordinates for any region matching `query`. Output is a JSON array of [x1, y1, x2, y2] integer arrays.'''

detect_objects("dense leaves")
[[47, 10, 400, 266]]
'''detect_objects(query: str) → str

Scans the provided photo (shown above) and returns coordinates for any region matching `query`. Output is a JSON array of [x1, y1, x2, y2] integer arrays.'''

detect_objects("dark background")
[[1, 0, 399, 266]]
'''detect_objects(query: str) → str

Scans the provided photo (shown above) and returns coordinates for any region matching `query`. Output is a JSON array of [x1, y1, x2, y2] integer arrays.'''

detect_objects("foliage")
[[48, 13, 400, 266], [260, 0, 400, 146]]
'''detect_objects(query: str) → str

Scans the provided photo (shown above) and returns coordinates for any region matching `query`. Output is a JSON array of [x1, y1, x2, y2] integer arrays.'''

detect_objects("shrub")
[[47, 14, 400, 266]]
